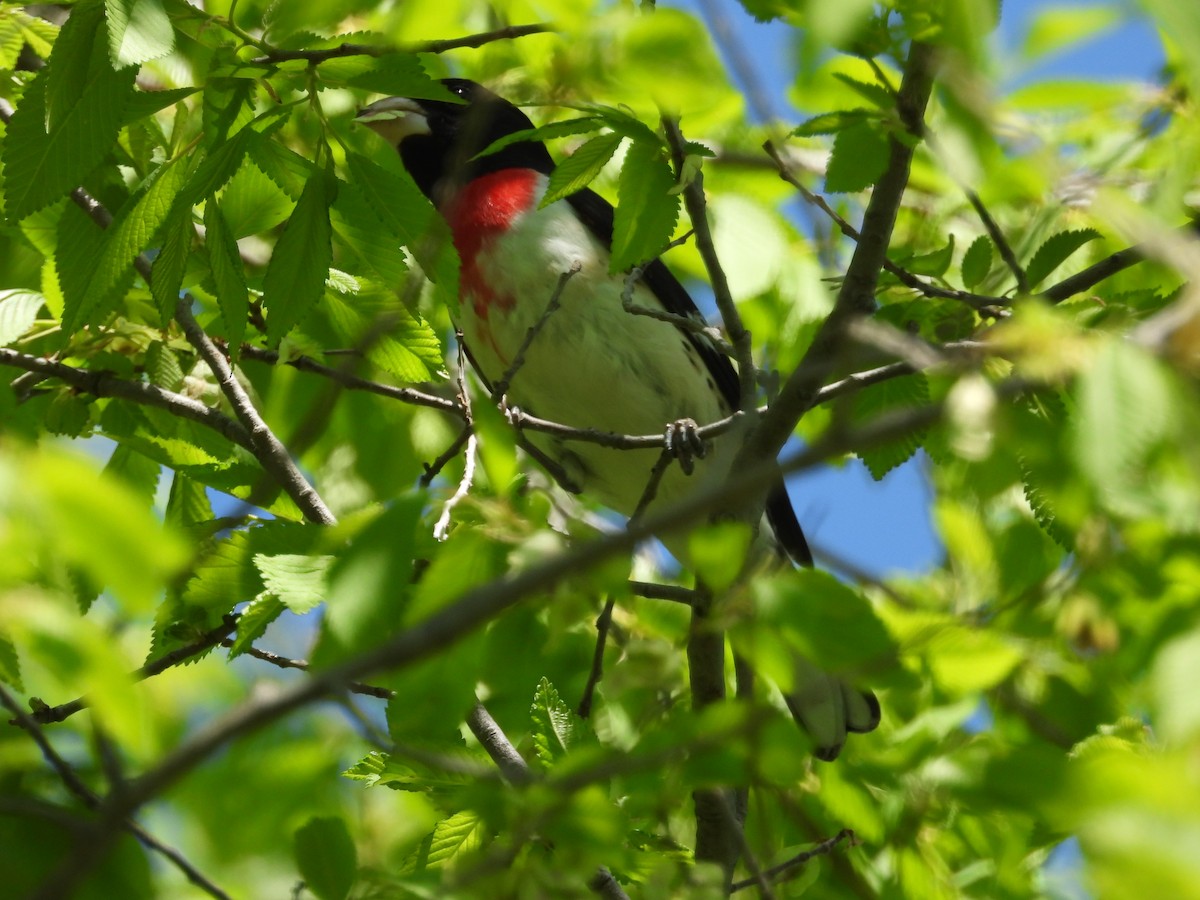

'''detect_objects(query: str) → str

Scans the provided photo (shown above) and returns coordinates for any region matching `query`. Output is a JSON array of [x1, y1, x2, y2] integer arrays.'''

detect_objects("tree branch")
[[737, 40, 938, 473], [0, 685, 232, 900], [729, 829, 857, 893], [249, 24, 554, 64], [0, 349, 255, 451]]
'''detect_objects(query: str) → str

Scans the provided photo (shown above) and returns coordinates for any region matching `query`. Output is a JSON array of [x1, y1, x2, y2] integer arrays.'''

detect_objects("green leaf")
[[263, 170, 333, 344], [253, 553, 332, 614], [227, 594, 285, 659], [476, 116, 606, 160], [150, 207, 194, 325], [329, 184, 412, 287], [0, 290, 45, 346], [1153, 630, 1200, 744], [2, 60, 136, 221], [404, 811, 486, 874], [1023, 5, 1122, 61], [824, 120, 889, 193], [0, 633, 23, 690], [831, 72, 895, 110], [294, 816, 357, 900], [45, 1, 107, 129], [105, 0, 174, 67], [1026, 228, 1101, 291], [961, 235, 994, 289], [854, 374, 930, 479], [342, 750, 478, 793], [1073, 339, 1174, 488], [612, 137, 680, 271], [900, 235, 955, 278], [688, 521, 753, 592], [792, 108, 874, 136], [745, 569, 895, 677], [541, 131, 624, 208], [203, 199, 249, 356], [164, 470, 213, 529], [530, 677, 588, 769], [0, 14, 29, 71], [121, 87, 199, 127], [62, 154, 191, 332], [323, 52, 457, 101], [342, 152, 432, 245]]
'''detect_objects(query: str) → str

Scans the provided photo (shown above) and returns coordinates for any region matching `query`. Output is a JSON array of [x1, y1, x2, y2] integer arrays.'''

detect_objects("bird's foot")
[[664, 418, 706, 476]]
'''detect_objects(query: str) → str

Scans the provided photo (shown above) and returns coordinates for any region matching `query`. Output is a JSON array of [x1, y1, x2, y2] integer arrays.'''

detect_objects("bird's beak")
[[355, 97, 431, 145]]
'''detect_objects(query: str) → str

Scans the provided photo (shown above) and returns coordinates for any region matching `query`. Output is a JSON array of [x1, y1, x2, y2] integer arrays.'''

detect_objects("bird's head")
[[356, 78, 554, 203]]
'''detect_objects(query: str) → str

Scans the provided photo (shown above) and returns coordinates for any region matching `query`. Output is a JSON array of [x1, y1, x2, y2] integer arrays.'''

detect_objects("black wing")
[[565, 189, 813, 567]]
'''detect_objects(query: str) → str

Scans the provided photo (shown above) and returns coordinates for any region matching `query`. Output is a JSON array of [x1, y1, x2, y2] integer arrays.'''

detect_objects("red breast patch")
[[445, 169, 541, 320]]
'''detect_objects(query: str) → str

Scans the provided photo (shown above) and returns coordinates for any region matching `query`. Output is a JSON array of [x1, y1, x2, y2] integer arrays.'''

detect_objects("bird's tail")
[[783, 655, 881, 761]]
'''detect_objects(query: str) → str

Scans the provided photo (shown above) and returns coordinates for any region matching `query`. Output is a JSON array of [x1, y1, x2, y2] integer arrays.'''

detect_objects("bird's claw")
[[664, 418, 706, 475]]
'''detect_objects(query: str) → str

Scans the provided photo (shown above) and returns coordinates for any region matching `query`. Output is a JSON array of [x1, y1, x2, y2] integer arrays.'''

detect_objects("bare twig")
[[433, 433, 478, 540], [218, 640, 394, 699], [962, 187, 1028, 293], [0, 685, 232, 900], [249, 23, 553, 64], [491, 264, 580, 401], [235, 344, 462, 417], [729, 830, 857, 893], [663, 116, 758, 417], [24, 615, 241, 727], [1041, 244, 1147, 303], [0, 349, 254, 451], [175, 297, 336, 525], [629, 449, 676, 523], [421, 424, 473, 487], [628, 581, 700, 605], [577, 598, 617, 718]]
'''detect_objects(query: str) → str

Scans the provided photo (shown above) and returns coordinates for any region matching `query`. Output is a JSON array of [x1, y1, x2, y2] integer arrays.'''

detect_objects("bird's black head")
[[357, 78, 555, 203]]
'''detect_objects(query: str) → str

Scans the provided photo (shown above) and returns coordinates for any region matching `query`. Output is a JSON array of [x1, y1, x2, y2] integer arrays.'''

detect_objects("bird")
[[357, 78, 879, 759]]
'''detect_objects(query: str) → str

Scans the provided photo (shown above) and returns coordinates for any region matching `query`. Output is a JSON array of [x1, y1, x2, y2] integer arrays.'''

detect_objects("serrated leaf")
[[182, 521, 327, 612], [217, 161, 294, 238], [44, 1, 109, 131], [831, 72, 896, 110], [0, 290, 45, 345], [254, 553, 332, 614], [0, 14, 29, 70], [0, 633, 22, 690], [329, 183, 411, 288], [612, 137, 679, 271], [343, 152, 431, 247], [164, 470, 213, 529], [541, 131, 624, 208], [792, 108, 874, 136], [294, 816, 357, 900], [404, 811, 486, 874], [1026, 228, 1101, 291], [824, 120, 889, 193], [2, 60, 136, 220], [15, 10, 59, 58], [854, 373, 930, 479], [106, 0, 174, 67], [324, 52, 456, 101], [961, 235, 994, 289], [203, 200, 249, 356], [530, 677, 588, 769], [63, 154, 191, 332], [263, 170, 333, 343], [121, 87, 198, 127], [342, 750, 479, 793], [1074, 339, 1173, 487], [476, 116, 605, 160], [150, 207, 194, 325]]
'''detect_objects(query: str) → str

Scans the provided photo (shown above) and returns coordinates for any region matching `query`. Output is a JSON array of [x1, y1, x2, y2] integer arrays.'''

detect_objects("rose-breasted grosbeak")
[[358, 79, 879, 759]]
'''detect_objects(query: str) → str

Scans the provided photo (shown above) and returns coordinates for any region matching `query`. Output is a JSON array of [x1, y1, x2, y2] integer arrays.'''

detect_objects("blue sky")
[[672, 0, 1167, 578]]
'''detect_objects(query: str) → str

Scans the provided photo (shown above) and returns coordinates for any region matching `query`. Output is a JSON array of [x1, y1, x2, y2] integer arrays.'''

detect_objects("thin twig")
[[249, 23, 553, 64], [629, 449, 676, 523], [421, 424, 473, 487], [0, 349, 255, 451], [219, 641, 394, 699], [23, 615, 242, 726], [962, 187, 1028, 293], [709, 789, 774, 899], [663, 117, 758, 416], [0, 685, 233, 900], [491, 264, 580, 402], [1041, 244, 1147, 303], [433, 433, 478, 540], [577, 598, 617, 718], [235, 344, 462, 417], [175, 297, 337, 525], [729, 830, 857, 893]]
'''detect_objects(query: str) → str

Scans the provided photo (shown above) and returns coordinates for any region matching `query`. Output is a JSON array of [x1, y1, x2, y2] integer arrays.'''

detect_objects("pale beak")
[[355, 97, 431, 144]]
